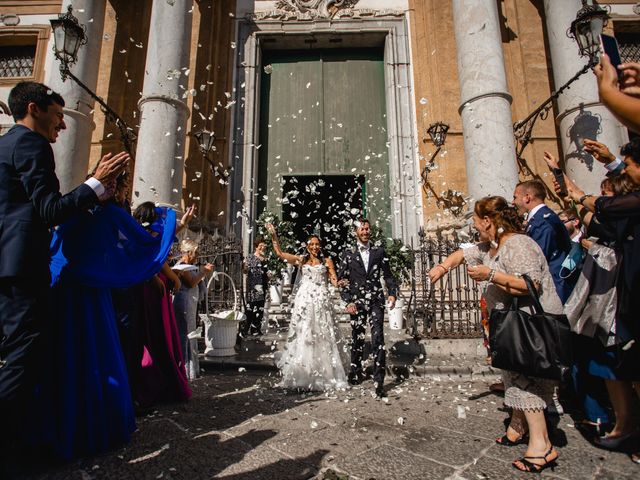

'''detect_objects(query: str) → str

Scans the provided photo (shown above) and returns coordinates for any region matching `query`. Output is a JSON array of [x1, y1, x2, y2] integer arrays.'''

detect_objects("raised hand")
[[619, 62, 640, 98], [583, 139, 616, 164], [181, 205, 196, 227], [203, 263, 215, 273], [266, 223, 276, 235], [93, 151, 130, 183], [594, 53, 620, 97], [542, 151, 560, 170]]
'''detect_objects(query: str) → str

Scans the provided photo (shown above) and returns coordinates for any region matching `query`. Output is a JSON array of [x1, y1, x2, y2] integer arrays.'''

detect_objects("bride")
[[266, 224, 348, 391]]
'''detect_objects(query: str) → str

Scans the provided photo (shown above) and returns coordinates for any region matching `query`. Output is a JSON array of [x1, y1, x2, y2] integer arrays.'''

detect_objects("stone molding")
[[458, 91, 513, 114], [137, 94, 191, 116], [247, 7, 404, 21], [231, 14, 420, 252]]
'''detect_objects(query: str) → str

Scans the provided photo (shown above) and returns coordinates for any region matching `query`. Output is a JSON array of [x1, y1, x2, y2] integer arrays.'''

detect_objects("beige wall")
[[409, 0, 564, 228]]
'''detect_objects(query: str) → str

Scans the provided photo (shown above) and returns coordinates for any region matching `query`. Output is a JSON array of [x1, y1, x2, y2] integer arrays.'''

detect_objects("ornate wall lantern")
[[49, 5, 135, 154], [568, 0, 609, 63], [427, 122, 449, 148], [194, 129, 216, 157], [50, 5, 86, 74]]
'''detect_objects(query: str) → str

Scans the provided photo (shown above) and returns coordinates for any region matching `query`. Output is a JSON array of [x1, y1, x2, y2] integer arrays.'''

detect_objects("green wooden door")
[[257, 48, 389, 235]]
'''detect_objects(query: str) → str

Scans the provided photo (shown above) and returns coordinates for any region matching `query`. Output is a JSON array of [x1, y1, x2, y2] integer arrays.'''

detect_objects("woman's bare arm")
[[266, 223, 302, 265], [325, 257, 338, 287]]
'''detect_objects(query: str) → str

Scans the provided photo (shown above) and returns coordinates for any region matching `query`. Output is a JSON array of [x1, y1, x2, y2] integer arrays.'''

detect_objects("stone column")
[[45, 0, 106, 194], [543, 0, 628, 194], [131, 0, 192, 208], [452, 0, 520, 202]]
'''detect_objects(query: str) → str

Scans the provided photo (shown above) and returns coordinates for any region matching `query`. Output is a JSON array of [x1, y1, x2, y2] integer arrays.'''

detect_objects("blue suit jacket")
[[525, 204, 575, 302], [0, 124, 98, 282]]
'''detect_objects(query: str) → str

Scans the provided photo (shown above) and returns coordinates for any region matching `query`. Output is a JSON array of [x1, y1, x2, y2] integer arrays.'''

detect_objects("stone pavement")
[[11, 370, 640, 480]]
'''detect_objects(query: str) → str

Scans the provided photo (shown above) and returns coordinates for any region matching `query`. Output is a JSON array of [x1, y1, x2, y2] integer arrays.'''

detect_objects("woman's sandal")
[[512, 446, 558, 473], [496, 433, 528, 446]]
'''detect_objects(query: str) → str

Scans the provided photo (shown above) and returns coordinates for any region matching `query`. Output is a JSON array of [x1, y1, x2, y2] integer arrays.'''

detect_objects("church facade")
[[0, 0, 638, 253]]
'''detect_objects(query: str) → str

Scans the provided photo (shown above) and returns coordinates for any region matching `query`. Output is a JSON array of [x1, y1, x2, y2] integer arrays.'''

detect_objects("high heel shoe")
[[512, 446, 558, 474], [594, 431, 637, 450], [496, 433, 528, 446]]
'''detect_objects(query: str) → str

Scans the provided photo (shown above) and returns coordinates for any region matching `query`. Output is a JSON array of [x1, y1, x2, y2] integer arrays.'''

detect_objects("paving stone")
[[391, 425, 493, 467], [215, 445, 325, 480], [595, 466, 640, 479], [11, 373, 636, 480], [334, 444, 456, 480]]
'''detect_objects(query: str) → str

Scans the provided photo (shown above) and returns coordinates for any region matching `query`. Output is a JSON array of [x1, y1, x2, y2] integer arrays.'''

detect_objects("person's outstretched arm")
[[596, 54, 640, 134], [266, 223, 301, 265]]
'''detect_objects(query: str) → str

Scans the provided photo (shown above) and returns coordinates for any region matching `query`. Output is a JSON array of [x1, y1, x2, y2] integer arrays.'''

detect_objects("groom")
[[338, 218, 397, 398]]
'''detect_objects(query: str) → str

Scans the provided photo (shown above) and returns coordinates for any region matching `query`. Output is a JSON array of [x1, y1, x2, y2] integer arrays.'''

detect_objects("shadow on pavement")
[[8, 371, 332, 479]]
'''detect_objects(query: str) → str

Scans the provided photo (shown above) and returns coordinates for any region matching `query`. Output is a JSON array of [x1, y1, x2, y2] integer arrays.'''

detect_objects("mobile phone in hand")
[[600, 34, 623, 80], [553, 168, 568, 198]]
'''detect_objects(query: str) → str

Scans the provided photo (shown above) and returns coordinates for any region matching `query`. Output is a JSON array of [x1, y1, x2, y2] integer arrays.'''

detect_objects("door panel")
[[258, 48, 389, 236]]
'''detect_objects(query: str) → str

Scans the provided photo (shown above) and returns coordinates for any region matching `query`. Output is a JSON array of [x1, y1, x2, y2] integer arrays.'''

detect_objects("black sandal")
[[512, 446, 557, 473], [496, 433, 528, 446]]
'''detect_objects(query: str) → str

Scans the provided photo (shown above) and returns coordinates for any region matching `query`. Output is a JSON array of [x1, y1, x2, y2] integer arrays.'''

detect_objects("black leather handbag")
[[489, 274, 573, 381]]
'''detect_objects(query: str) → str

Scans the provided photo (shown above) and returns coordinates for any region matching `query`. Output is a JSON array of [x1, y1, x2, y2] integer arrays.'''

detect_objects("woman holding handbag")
[[429, 196, 563, 473]]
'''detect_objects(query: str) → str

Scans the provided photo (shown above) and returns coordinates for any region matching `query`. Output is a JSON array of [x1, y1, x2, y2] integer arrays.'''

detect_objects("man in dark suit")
[[0, 82, 129, 450], [338, 218, 397, 398], [513, 180, 575, 303]]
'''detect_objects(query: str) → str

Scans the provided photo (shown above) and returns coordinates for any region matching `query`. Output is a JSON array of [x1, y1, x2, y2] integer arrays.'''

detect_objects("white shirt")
[[84, 176, 106, 199], [527, 203, 545, 222], [605, 158, 623, 173], [357, 241, 370, 272]]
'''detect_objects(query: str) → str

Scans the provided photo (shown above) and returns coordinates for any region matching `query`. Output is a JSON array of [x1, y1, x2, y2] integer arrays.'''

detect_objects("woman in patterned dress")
[[429, 196, 562, 474]]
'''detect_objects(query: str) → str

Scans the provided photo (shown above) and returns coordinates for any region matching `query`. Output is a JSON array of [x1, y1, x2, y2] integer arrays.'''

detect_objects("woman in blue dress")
[[27, 201, 175, 459]]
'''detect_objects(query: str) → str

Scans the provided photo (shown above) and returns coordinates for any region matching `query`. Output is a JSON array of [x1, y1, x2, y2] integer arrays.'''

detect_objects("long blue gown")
[[28, 203, 175, 460]]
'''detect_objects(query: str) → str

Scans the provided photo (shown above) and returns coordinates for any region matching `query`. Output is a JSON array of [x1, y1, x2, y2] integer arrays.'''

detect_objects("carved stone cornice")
[[246, 1, 405, 22], [276, 0, 358, 18], [246, 7, 404, 22]]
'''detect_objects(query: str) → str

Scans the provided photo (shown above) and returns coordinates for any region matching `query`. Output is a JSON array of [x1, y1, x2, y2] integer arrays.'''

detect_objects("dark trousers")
[[350, 303, 385, 385], [243, 300, 265, 335], [0, 277, 48, 444]]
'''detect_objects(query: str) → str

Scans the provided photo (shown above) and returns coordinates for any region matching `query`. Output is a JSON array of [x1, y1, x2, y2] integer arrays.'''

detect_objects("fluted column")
[[45, 0, 106, 194], [132, 0, 192, 208], [452, 0, 519, 202], [543, 0, 628, 194]]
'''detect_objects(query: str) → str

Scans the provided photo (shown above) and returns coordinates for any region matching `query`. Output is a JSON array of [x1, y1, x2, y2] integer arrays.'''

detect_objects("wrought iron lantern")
[[50, 5, 86, 72], [194, 130, 216, 156], [568, 1, 609, 62], [427, 122, 449, 148]]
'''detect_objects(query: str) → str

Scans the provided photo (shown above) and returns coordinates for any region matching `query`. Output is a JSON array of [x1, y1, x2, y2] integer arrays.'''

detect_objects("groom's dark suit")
[[0, 124, 99, 439], [338, 243, 397, 387]]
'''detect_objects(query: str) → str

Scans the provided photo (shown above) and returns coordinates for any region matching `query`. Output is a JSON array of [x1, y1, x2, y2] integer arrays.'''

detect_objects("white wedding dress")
[[277, 263, 348, 391]]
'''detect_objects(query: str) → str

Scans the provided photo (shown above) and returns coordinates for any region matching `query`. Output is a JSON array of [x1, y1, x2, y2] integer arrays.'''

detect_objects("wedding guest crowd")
[[1, 43, 640, 477], [0, 82, 209, 472]]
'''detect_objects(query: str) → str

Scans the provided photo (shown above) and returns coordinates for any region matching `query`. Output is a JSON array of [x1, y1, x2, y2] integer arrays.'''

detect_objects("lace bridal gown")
[[277, 263, 348, 391]]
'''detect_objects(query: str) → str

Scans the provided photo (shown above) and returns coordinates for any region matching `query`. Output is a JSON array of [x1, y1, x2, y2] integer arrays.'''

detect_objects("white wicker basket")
[[200, 272, 245, 357]]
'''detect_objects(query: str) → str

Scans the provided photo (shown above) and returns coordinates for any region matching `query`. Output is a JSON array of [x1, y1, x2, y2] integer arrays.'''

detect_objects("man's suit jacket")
[[0, 124, 98, 282], [338, 245, 398, 309], [525, 204, 575, 302]]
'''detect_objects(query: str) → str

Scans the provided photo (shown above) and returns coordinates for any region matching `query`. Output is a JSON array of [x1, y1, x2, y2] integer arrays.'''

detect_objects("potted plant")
[[255, 211, 296, 305]]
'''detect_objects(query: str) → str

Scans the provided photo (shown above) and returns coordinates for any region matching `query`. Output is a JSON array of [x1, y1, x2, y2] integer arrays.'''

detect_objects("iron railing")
[[196, 235, 244, 313], [409, 238, 482, 339]]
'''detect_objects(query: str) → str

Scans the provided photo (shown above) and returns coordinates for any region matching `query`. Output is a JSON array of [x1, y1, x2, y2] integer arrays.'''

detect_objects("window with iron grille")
[[0, 45, 36, 78], [617, 33, 640, 63]]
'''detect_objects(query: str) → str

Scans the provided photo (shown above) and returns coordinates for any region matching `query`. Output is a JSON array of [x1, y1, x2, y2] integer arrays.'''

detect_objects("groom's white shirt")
[[357, 240, 370, 272]]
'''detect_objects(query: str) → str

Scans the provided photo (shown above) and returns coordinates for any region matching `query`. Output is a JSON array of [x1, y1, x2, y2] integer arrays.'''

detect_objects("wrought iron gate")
[[409, 238, 483, 339]]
